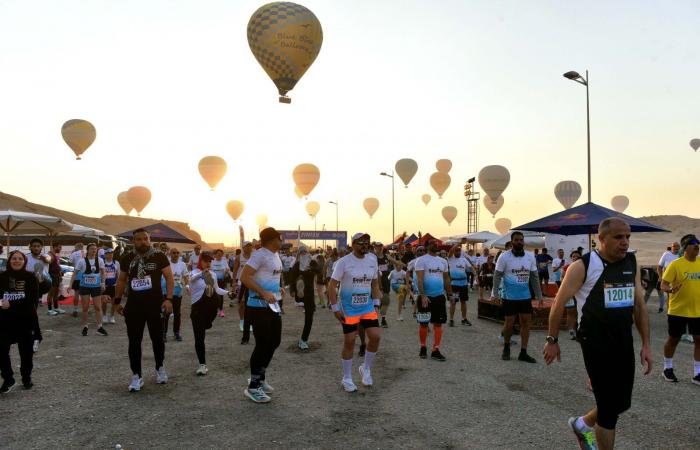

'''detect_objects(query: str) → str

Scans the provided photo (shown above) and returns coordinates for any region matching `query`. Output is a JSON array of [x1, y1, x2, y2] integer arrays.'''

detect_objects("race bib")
[[131, 277, 153, 292], [351, 293, 370, 306], [105, 268, 116, 279], [604, 282, 634, 309], [416, 312, 431, 323], [379, 264, 388, 272], [82, 274, 100, 287], [3, 292, 25, 302]]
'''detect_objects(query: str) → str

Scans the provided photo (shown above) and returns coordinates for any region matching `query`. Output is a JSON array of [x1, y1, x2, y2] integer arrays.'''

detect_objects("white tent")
[[0, 210, 73, 246], [484, 230, 546, 250], [442, 231, 500, 244], [67, 224, 105, 237]]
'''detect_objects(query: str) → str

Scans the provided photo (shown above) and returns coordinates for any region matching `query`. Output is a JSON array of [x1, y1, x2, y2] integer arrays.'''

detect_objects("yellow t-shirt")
[[662, 257, 700, 318]]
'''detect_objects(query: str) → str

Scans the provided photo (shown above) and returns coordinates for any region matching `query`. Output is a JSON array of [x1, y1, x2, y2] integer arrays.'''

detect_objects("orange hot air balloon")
[[305, 201, 320, 218], [554, 180, 582, 209], [294, 186, 304, 199], [611, 195, 629, 213], [292, 163, 320, 197], [117, 191, 133, 215], [61, 119, 96, 160], [126, 186, 152, 216], [421, 194, 431, 206], [226, 200, 245, 221], [495, 218, 512, 235], [442, 206, 458, 225], [256, 214, 268, 228], [483, 194, 504, 217], [198, 156, 227, 191], [429, 172, 451, 199], [395, 158, 418, 187], [478, 165, 510, 201], [436, 159, 452, 174], [363, 198, 380, 218]]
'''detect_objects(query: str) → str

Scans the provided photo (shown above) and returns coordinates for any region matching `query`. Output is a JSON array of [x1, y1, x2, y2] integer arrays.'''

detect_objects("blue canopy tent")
[[118, 223, 197, 244], [403, 234, 419, 245]]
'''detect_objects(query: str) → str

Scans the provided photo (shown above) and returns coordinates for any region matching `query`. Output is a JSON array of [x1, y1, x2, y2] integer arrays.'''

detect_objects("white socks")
[[575, 416, 593, 432], [664, 357, 673, 370], [364, 351, 376, 370], [342, 359, 353, 380]]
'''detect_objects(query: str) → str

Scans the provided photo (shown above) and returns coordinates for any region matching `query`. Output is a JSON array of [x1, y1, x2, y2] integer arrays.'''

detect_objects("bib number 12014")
[[603, 283, 634, 309]]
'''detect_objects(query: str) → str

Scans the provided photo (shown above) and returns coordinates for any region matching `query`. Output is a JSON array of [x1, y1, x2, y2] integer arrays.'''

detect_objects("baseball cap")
[[259, 227, 281, 244], [352, 232, 370, 243], [242, 240, 252, 247], [104, 248, 114, 254], [681, 234, 699, 247]]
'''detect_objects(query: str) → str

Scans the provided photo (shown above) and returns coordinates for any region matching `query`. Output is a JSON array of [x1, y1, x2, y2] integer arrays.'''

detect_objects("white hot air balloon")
[[611, 195, 629, 213], [421, 194, 431, 206], [363, 198, 380, 218], [305, 201, 320, 218], [436, 159, 452, 174], [690, 139, 700, 152], [226, 200, 244, 221], [495, 218, 512, 235], [478, 165, 510, 202], [395, 159, 418, 187], [442, 206, 458, 225], [483, 194, 504, 217], [554, 180, 582, 209], [429, 172, 451, 199]]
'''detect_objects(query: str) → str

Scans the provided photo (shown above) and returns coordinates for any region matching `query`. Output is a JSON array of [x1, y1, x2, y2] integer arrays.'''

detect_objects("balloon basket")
[[76, 157, 81, 160], [279, 95, 291, 104]]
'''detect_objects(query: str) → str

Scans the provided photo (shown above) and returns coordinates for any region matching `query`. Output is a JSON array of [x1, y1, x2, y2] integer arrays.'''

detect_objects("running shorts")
[[538, 270, 549, 281], [342, 312, 379, 334], [502, 299, 533, 316], [78, 286, 102, 298], [667, 315, 700, 338], [71, 280, 80, 291], [450, 285, 468, 302], [479, 276, 493, 290], [50, 274, 61, 288], [417, 295, 447, 324], [103, 285, 116, 298]]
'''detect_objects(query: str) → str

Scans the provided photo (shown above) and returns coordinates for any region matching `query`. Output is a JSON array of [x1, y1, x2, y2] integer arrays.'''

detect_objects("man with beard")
[[416, 239, 452, 361]]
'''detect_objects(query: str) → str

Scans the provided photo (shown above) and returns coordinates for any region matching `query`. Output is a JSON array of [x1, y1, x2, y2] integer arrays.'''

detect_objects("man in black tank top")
[[543, 218, 652, 450]]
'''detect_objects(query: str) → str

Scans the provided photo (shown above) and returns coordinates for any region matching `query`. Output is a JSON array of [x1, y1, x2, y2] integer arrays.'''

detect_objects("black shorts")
[[342, 318, 380, 334], [502, 299, 533, 316], [103, 285, 116, 298], [71, 280, 80, 291], [479, 276, 493, 290], [667, 315, 700, 338], [538, 271, 549, 281], [417, 295, 447, 324], [50, 274, 61, 288], [450, 285, 468, 302]]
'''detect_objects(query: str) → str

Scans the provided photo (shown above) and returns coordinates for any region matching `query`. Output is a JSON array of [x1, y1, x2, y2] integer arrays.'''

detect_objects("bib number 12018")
[[603, 283, 634, 309]]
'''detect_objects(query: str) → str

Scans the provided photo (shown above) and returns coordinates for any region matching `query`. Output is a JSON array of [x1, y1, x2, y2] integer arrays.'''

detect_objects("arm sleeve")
[[529, 271, 543, 299]]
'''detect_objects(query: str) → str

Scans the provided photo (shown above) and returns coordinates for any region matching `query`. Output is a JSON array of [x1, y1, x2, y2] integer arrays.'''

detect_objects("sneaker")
[[419, 346, 427, 359], [55, 308, 66, 314], [681, 334, 695, 343], [658, 307, 663, 313], [462, 319, 472, 326], [341, 378, 358, 393], [568, 416, 597, 450], [359, 365, 373, 386], [22, 378, 33, 390], [431, 350, 446, 361], [218, 310, 225, 318], [156, 367, 168, 384], [0, 378, 16, 394], [240, 337, 249, 345], [102, 316, 109, 325], [244, 387, 271, 403], [449, 320, 454, 327], [97, 327, 108, 336], [570, 330, 577, 340], [128, 375, 144, 392], [47, 309, 59, 316], [33, 340, 40, 353], [72, 310, 78, 318], [693, 374, 700, 386], [81, 326, 88, 336], [298, 339, 310, 351], [196, 364, 208, 376], [359, 344, 366, 357], [175, 333, 182, 342], [501, 345, 511, 361], [518, 351, 536, 363], [397, 314, 404, 321], [662, 368, 678, 382], [248, 378, 274, 393], [239, 321, 244, 332], [381, 317, 388, 328], [109, 315, 116, 324]]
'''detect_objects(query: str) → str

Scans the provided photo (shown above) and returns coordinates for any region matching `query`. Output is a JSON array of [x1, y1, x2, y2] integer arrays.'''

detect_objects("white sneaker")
[[155, 367, 168, 384], [397, 314, 404, 321], [359, 365, 373, 387], [248, 378, 274, 393], [244, 387, 271, 403], [109, 316, 116, 324], [196, 364, 208, 376], [296, 302, 304, 307], [47, 309, 58, 316], [55, 308, 66, 314], [298, 339, 310, 351], [32, 340, 40, 353], [342, 378, 358, 393], [128, 375, 144, 392], [102, 316, 110, 325]]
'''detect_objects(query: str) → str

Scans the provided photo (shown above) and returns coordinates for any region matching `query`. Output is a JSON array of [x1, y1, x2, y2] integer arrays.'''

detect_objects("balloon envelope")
[[117, 192, 133, 215], [436, 159, 452, 174], [421, 194, 431, 206], [554, 180, 582, 209], [126, 186, 151, 216], [247, 2, 323, 103], [429, 172, 451, 198], [478, 165, 510, 201], [305, 201, 320, 218], [690, 138, 700, 151], [611, 195, 629, 213], [198, 156, 227, 190], [395, 159, 418, 187], [495, 218, 512, 235], [294, 186, 304, 199], [483, 194, 504, 217], [226, 200, 245, 221], [61, 119, 96, 160], [442, 206, 458, 225], [256, 214, 268, 227], [363, 198, 379, 218], [292, 163, 320, 197]]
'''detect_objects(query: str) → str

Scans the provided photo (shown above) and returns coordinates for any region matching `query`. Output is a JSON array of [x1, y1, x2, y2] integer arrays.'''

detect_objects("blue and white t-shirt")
[[331, 253, 378, 317], [389, 269, 406, 291], [245, 248, 283, 309], [211, 257, 228, 281], [448, 255, 469, 287], [494, 250, 537, 301], [104, 260, 120, 286], [162, 260, 188, 296], [415, 254, 448, 297]]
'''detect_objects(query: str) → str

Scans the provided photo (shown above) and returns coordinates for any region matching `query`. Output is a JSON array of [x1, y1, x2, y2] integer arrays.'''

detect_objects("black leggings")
[[190, 296, 218, 364], [163, 296, 182, 335], [124, 307, 165, 377], [247, 307, 282, 388], [0, 335, 33, 382], [301, 294, 316, 341]]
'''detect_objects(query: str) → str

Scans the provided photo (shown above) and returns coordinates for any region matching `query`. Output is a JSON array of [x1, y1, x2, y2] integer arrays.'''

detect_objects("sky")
[[1, 0, 698, 246]]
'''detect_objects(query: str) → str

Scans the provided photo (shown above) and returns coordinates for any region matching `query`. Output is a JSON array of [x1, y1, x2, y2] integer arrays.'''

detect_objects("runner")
[[491, 231, 542, 363], [656, 242, 680, 313], [25, 238, 50, 352], [373, 242, 393, 328], [233, 241, 254, 342], [295, 247, 316, 350], [447, 245, 471, 326], [416, 239, 451, 361], [562, 250, 582, 340], [188, 244, 202, 272], [210, 249, 230, 318], [536, 247, 553, 293], [465, 249, 478, 290], [552, 249, 566, 287], [46, 243, 65, 316], [162, 248, 189, 342], [328, 232, 382, 392], [314, 249, 326, 308], [478, 254, 495, 301], [388, 263, 407, 321], [544, 217, 652, 450], [229, 249, 242, 307], [324, 248, 339, 308], [113, 228, 174, 392], [71, 243, 108, 336], [406, 246, 426, 321], [189, 252, 230, 376], [101, 248, 120, 325], [240, 227, 285, 403], [1, 251, 40, 393], [68, 242, 84, 317], [659, 233, 700, 384]]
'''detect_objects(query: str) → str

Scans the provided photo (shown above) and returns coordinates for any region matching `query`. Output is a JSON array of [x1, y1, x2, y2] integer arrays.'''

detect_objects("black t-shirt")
[[120, 250, 170, 307], [376, 254, 391, 293]]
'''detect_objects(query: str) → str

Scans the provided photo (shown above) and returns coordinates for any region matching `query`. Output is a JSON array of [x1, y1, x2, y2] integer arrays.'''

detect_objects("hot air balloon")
[[436, 159, 452, 174], [294, 186, 304, 199], [363, 198, 379, 218], [554, 180, 582, 209], [256, 214, 268, 228], [495, 218, 512, 235], [61, 119, 96, 160], [442, 206, 458, 225], [198, 156, 227, 191], [611, 195, 629, 213], [478, 165, 510, 202], [429, 172, 451, 199], [126, 186, 152, 217], [483, 194, 504, 217], [247, 2, 323, 103], [305, 201, 320, 218], [292, 163, 320, 197], [117, 192, 133, 215], [690, 139, 700, 152], [226, 200, 245, 221], [395, 159, 418, 187], [421, 194, 431, 206]]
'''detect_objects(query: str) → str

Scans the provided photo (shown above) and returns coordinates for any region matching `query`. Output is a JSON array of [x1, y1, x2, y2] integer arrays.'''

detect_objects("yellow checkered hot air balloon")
[[247, 2, 323, 103]]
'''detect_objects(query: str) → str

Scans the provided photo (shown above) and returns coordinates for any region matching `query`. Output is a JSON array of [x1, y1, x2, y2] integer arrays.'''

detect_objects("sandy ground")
[[1, 290, 698, 450]]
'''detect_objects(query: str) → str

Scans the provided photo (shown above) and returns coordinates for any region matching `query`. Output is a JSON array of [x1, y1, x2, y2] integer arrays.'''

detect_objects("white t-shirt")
[[494, 250, 537, 301], [210, 257, 229, 280], [245, 248, 283, 308], [415, 254, 449, 297], [74, 257, 106, 274], [237, 252, 251, 280], [98, 248, 105, 259], [331, 253, 378, 317], [389, 269, 406, 287], [188, 252, 200, 269], [170, 260, 188, 288], [25, 253, 49, 274], [69, 250, 84, 268], [658, 251, 679, 270]]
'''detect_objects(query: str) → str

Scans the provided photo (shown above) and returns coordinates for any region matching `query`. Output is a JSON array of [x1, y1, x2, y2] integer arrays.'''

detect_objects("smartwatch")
[[545, 335, 558, 345]]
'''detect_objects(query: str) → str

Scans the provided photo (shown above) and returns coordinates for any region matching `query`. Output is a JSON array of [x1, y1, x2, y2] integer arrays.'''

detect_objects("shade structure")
[[464, 231, 501, 243], [0, 210, 74, 245], [513, 202, 669, 236], [66, 224, 105, 237], [484, 231, 546, 250], [118, 223, 197, 244]]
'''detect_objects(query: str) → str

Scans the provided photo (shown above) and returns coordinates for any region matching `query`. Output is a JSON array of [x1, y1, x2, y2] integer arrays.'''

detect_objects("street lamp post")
[[380, 171, 395, 242], [563, 69, 591, 202], [328, 201, 338, 232]]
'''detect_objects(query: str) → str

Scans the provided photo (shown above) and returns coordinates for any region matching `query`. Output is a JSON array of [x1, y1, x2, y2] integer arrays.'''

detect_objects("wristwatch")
[[545, 335, 558, 344]]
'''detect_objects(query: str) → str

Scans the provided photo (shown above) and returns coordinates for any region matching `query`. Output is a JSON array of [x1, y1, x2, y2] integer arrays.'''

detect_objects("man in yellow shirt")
[[661, 234, 700, 385]]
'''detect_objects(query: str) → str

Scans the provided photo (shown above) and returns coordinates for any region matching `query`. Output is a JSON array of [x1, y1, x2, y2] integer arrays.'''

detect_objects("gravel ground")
[[1, 292, 698, 450]]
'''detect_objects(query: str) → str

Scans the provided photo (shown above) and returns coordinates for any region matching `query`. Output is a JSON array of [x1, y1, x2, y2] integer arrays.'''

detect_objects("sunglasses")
[[355, 240, 370, 246]]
